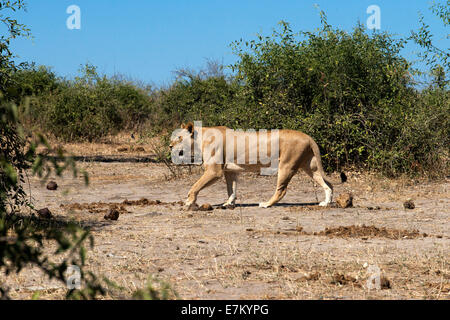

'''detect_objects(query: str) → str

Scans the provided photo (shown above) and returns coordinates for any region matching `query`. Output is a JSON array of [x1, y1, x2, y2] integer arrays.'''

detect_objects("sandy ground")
[[1, 155, 449, 300]]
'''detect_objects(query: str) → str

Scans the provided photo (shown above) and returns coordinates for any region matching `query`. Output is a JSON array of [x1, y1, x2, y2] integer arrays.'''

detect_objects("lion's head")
[[169, 122, 195, 161]]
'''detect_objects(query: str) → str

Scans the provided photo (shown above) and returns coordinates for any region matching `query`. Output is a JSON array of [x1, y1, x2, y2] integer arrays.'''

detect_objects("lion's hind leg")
[[223, 171, 237, 208], [259, 167, 296, 208], [303, 157, 333, 206]]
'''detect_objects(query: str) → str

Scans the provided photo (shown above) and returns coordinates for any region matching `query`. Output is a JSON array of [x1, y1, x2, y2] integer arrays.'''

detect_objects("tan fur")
[[170, 123, 345, 210]]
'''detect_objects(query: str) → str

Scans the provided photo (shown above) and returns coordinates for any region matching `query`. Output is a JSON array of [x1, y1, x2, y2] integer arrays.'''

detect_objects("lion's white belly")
[[224, 162, 277, 175], [224, 163, 245, 171]]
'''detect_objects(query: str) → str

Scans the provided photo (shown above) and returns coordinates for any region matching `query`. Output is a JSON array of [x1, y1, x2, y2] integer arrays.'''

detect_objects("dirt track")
[[2, 159, 449, 299]]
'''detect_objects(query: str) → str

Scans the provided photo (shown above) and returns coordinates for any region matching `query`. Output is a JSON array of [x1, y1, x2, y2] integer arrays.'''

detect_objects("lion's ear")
[[185, 122, 194, 134]]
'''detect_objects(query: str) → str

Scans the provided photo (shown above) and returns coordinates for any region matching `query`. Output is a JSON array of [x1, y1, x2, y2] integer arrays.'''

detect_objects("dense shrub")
[[14, 65, 154, 141], [9, 65, 60, 101], [230, 20, 410, 171], [228, 18, 448, 176], [156, 72, 239, 129]]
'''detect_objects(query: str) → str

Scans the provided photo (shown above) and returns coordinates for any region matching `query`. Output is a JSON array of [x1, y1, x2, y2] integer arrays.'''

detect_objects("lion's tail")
[[309, 138, 347, 186]]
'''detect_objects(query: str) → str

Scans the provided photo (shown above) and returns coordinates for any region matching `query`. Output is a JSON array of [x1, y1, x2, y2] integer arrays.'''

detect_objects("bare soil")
[[1, 143, 449, 300]]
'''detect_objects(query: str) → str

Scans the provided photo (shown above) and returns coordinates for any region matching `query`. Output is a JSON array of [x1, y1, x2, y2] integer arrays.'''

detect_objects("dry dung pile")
[[315, 225, 423, 239]]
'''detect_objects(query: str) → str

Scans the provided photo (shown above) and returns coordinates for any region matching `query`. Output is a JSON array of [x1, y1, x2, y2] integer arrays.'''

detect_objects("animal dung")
[[37, 208, 53, 219], [104, 208, 120, 220], [330, 273, 358, 286], [199, 203, 213, 211], [46, 181, 58, 191], [336, 192, 353, 208], [403, 199, 415, 210], [380, 275, 391, 289]]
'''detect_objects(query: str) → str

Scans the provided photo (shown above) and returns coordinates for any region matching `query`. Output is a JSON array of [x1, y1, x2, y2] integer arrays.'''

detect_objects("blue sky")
[[6, 0, 449, 87]]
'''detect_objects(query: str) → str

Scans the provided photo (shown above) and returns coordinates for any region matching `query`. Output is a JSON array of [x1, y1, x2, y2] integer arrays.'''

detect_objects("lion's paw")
[[221, 203, 235, 210], [259, 202, 270, 208], [184, 202, 199, 211]]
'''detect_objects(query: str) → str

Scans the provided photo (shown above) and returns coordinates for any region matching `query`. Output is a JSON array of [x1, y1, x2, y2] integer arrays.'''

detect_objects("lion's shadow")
[[212, 202, 320, 208]]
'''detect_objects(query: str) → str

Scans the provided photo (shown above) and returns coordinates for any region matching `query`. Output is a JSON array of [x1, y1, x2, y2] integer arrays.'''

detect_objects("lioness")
[[169, 122, 346, 210]]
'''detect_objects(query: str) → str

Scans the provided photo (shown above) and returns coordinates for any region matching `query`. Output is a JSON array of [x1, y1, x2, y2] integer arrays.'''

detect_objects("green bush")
[[156, 73, 239, 128], [228, 17, 448, 176], [9, 65, 60, 102], [45, 66, 123, 141], [230, 20, 412, 170], [15, 64, 154, 141]]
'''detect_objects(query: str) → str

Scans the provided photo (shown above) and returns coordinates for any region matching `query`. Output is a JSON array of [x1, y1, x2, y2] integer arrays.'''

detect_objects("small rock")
[[199, 203, 213, 211], [336, 193, 353, 208], [37, 208, 53, 219], [104, 208, 120, 220], [46, 181, 58, 191], [403, 199, 415, 210]]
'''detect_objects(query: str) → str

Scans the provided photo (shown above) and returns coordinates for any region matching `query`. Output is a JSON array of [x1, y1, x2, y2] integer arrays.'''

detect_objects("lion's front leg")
[[185, 167, 223, 210]]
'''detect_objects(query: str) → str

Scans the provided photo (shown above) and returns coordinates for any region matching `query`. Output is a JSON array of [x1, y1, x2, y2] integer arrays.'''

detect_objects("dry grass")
[[1, 142, 448, 300]]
